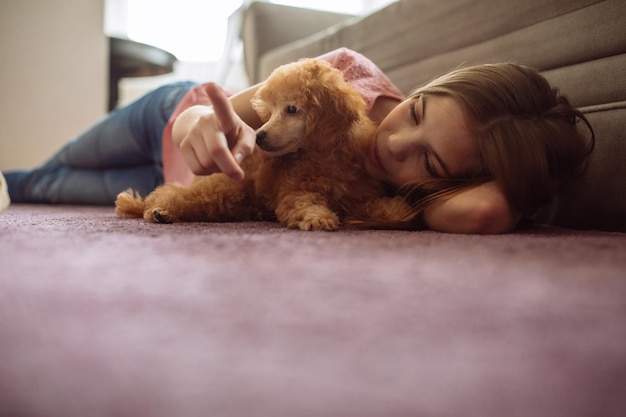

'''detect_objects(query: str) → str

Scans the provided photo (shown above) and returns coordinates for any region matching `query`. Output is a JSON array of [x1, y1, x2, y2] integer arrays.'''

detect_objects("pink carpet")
[[1, 204, 625, 417]]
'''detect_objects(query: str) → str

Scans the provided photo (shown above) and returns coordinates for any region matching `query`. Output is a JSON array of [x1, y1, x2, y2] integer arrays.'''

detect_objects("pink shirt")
[[162, 47, 404, 186]]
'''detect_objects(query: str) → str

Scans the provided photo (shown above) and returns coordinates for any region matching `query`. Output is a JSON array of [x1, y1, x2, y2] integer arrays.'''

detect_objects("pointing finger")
[[206, 82, 238, 134]]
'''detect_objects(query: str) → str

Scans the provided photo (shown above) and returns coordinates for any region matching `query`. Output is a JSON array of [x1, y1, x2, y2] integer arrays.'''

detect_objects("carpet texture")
[[1, 204, 625, 417]]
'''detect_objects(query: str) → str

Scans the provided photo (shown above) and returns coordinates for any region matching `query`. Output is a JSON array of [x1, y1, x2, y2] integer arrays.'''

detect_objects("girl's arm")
[[423, 181, 522, 234], [171, 82, 264, 180]]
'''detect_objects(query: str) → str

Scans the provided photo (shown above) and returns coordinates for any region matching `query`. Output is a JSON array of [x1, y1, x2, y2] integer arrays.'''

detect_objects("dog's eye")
[[286, 105, 298, 114]]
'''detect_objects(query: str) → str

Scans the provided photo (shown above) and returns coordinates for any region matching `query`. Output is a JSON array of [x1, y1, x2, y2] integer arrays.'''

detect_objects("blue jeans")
[[4, 81, 197, 205]]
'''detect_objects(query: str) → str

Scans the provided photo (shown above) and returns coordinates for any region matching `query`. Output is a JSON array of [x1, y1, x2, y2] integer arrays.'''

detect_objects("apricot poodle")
[[115, 58, 415, 230]]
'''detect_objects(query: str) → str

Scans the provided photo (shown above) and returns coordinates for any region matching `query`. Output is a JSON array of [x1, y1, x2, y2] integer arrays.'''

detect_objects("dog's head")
[[251, 58, 369, 156]]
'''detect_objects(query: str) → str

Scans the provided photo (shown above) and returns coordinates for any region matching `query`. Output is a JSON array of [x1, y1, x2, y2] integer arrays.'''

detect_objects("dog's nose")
[[256, 131, 267, 147]]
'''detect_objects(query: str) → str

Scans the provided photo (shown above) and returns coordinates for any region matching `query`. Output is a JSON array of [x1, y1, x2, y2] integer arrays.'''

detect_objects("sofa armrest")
[[241, 1, 353, 83]]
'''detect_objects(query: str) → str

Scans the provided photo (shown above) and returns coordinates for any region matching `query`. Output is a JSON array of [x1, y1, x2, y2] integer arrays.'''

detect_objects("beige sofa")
[[241, 0, 625, 232]]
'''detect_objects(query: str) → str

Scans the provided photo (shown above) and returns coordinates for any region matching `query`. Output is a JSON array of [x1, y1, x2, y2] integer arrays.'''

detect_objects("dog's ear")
[[251, 96, 271, 123], [304, 63, 367, 142]]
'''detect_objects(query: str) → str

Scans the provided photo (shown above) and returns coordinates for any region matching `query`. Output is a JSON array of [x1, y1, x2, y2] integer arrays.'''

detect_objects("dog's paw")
[[145, 208, 173, 224], [294, 212, 340, 231]]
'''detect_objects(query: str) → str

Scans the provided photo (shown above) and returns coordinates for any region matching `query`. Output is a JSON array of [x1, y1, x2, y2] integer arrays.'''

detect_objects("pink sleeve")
[[318, 47, 405, 114]]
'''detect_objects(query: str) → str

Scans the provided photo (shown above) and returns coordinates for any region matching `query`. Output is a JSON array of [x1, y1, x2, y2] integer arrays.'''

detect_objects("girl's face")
[[365, 94, 482, 186]]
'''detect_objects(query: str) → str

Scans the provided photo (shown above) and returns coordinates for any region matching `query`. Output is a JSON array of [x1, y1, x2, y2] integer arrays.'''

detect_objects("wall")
[[0, 0, 107, 170]]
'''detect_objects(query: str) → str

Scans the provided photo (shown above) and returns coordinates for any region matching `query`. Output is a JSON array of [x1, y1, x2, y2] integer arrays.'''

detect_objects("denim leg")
[[4, 81, 197, 205], [11, 165, 163, 205]]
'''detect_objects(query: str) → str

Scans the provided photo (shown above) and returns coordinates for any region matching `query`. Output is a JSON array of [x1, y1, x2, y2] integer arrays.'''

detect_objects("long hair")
[[399, 63, 595, 219]]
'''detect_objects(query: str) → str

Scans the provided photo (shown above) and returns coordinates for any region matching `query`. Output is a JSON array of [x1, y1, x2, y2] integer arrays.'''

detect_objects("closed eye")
[[424, 152, 438, 178], [409, 99, 420, 125]]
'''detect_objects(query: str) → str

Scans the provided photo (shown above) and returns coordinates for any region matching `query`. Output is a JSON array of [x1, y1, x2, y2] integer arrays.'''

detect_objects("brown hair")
[[399, 63, 595, 219]]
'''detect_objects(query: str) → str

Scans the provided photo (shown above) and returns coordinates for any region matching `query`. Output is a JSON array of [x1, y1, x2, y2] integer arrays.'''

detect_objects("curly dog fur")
[[115, 58, 415, 230]]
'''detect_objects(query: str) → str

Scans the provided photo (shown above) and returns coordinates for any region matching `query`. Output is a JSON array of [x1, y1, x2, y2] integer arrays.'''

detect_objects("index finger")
[[206, 82, 238, 135]]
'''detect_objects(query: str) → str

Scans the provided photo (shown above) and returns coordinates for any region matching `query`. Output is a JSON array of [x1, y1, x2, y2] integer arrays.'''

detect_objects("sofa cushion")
[[258, 0, 608, 89]]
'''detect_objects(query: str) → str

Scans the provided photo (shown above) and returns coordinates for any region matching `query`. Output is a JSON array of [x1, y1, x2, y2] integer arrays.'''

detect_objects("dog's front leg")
[[275, 191, 340, 231]]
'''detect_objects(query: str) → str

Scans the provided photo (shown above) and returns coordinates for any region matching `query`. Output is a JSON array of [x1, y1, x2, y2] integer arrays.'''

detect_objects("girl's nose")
[[387, 131, 419, 161]]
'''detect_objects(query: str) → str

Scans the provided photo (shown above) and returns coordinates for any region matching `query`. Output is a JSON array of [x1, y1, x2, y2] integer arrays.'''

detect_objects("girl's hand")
[[173, 83, 257, 181]]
